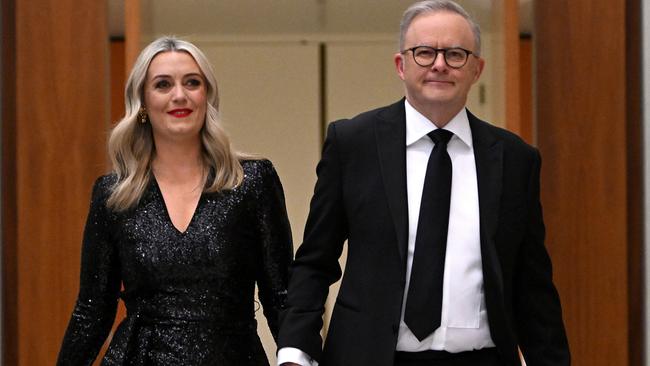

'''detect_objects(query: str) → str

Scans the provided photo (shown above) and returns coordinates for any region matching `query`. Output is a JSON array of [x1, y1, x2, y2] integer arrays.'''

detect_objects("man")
[[277, 1, 570, 365]]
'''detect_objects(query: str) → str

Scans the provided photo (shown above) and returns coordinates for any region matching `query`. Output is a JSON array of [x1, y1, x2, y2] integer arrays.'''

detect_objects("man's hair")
[[399, 0, 481, 56]]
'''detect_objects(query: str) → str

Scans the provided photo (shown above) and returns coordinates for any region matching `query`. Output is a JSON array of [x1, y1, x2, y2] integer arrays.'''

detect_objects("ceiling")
[[109, 0, 533, 39]]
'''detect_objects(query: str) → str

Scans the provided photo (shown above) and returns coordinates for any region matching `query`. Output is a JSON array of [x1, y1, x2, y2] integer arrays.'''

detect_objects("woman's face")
[[143, 51, 208, 144]]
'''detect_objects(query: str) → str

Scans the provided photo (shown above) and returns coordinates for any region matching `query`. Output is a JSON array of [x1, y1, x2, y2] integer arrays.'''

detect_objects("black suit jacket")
[[278, 100, 570, 366]]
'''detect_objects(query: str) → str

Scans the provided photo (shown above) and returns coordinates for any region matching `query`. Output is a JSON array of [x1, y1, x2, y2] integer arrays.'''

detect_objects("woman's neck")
[[151, 137, 205, 185]]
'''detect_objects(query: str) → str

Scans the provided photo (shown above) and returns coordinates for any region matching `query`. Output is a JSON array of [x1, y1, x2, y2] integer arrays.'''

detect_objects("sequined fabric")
[[57, 159, 293, 366]]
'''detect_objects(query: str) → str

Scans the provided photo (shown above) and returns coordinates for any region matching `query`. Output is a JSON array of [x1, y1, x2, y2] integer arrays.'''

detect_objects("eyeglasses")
[[401, 46, 476, 69]]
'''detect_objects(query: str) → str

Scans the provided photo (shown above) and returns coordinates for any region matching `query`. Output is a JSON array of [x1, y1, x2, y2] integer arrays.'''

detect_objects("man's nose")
[[430, 51, 448, 71]]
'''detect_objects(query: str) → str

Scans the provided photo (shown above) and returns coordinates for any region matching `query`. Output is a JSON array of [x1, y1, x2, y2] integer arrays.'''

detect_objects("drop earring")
[[138, 107, 148, 124]]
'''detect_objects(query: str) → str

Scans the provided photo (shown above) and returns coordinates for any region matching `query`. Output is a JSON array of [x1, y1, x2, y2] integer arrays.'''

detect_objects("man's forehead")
[[405, 11, 474, 42], [408, 11, 472, 30]]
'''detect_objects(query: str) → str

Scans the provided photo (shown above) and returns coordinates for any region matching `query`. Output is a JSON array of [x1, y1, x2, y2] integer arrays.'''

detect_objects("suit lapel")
[[468, 111, 504, 292], [375, 100, 409, 268], [374, 105, 504, 282]]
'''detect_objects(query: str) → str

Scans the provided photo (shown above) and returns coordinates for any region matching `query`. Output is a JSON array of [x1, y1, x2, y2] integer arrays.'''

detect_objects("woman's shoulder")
[[239, 158, 283, 192], [94, 173, 118, 189], [90, 173, 118, 200], [240, 158, 276, 178]]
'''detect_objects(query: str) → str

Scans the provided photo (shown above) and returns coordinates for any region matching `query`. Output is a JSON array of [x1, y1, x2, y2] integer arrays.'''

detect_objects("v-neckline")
[[152, 175, 203, 235]]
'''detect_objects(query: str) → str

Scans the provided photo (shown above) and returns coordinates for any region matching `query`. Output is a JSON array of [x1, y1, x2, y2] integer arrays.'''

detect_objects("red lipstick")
[[168, 109, 193, 118]]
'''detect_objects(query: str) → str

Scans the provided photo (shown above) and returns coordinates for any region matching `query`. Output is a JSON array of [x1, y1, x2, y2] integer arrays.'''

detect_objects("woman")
[[57, 36, 293, 365]]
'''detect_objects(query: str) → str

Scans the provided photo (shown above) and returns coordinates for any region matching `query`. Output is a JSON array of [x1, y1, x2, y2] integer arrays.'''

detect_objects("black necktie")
[[404, 128, 453, 341]]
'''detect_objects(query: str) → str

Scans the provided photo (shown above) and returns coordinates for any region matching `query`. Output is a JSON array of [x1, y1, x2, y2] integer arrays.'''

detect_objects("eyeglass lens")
[[413, 47, 468, 68]]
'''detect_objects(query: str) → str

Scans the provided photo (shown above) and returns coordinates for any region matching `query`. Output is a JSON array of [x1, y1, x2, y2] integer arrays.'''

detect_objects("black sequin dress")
[[57, 160, 293, 366]]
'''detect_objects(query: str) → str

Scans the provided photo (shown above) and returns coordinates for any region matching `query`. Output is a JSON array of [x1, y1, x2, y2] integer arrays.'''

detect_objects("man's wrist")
[[277, 347, 316, 366]]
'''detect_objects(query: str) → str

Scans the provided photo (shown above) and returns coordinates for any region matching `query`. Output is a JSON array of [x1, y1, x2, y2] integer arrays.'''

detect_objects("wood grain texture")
[[503, 0, 522, 138], [125, 0, 141, 72], [5, 0, 109, 364], [535, 1, 635, 365], [518, 36, 533, 144], [625, 0, 642, 365], [2, 0, 18, 364], [110, 39, 126, 125]]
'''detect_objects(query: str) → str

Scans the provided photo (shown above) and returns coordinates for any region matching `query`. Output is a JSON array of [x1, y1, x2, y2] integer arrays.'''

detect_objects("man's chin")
[[417, 93, 454, 106]]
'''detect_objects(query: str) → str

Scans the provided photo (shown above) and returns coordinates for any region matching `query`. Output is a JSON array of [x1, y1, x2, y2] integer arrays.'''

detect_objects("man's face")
[[394, 11, 484, 116]]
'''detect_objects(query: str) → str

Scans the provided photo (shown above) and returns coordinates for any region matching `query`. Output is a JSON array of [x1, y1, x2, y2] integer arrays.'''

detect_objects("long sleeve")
[[515, 151, 570, 366], [57, 177, 122, 366], [277, 123, 349, 363], [253, 160, 294, 341]]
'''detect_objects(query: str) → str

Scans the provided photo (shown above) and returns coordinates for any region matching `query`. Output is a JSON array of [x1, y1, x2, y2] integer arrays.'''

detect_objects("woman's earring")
[[138, 107, 148, 124]]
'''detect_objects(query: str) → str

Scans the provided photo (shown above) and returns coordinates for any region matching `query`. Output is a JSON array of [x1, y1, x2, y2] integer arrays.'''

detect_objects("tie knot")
[[428, 129, 453, 146]]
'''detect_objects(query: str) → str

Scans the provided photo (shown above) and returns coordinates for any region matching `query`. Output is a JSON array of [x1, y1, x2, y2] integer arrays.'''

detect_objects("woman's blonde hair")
[[107, 36, 245, 211]]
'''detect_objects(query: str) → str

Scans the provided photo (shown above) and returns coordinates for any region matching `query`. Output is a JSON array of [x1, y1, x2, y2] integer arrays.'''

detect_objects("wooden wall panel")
[[3, 0, 109, 364], [518, 36, 533, 145], [535, 1, 639, 365], [110, 39, 126, 124], [625, 1, 642, 365], [502, 0, 522, 137], [2, 0, 18, 364], [124, 0, 141, 71]]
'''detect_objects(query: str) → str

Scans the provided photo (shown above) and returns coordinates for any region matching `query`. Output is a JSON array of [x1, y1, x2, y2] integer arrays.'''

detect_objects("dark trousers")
[[394, 348, 502, 366]]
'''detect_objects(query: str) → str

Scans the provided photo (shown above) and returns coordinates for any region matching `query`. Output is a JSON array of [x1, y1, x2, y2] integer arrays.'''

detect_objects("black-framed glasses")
[[401, 46, 476, 69]]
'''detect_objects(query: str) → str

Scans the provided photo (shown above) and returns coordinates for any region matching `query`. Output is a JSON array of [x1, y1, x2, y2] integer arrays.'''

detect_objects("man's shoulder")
[[469, 112, 537, 155], [329, 99, 404, 133], [349, 102, 399, 122]]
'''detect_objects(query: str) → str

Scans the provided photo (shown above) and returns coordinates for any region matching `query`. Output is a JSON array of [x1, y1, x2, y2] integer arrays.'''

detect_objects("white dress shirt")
[[396, 100, 494, 352], [277, 101, 494, 366]]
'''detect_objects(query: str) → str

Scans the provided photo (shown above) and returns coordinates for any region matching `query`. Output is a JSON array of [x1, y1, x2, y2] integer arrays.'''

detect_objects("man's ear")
[[472, 57, 485, 83], [394, 53, 406, 81]]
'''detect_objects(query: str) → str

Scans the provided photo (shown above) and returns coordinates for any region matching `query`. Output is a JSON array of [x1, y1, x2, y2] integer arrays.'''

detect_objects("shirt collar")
[[404, 99, 473, 148]]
